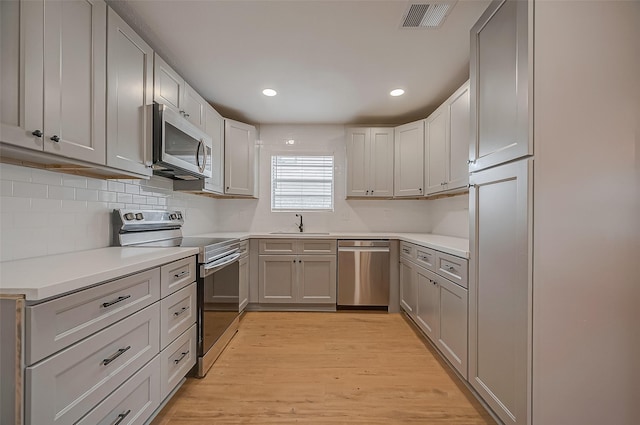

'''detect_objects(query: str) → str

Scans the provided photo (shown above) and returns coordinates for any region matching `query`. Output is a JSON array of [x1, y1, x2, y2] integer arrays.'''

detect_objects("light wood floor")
[[151, 312, 496, 424]]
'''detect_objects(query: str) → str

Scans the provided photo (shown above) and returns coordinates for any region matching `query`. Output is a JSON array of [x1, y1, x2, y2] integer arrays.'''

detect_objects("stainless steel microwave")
[[152, 103, 213, 180]]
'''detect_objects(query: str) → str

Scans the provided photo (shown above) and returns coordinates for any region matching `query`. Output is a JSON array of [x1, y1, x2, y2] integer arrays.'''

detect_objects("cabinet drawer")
[[25, 303, 160, 425], [435, 252, 468, 288], [238, 239, 249, 258], [161, 324, 197, 400], [300, 239, 336, 254], [259, 239, 296, 254], [76, 355, 161, 425], [400, 242, 415, 260], [26, 268, 160, 365], [415, 247, 436, 271], [161, 282, 197, 349], [161, 256, 196, 297]]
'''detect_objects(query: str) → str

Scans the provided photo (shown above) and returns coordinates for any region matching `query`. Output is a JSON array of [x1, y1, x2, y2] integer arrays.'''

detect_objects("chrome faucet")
[[295, 214, 303, 233]]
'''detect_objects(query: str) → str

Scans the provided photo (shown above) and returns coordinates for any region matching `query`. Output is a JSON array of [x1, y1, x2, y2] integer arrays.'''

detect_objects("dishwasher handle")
[[338, 240, 389, 248], [338, 246, 390, 253]]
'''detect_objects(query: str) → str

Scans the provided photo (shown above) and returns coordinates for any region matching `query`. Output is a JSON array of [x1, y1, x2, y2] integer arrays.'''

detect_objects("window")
[[271, 155, 334, 211]]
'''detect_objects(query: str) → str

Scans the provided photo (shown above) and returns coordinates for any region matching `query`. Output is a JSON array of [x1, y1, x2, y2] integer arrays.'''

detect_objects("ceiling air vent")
[[401, 1, 456, 29]]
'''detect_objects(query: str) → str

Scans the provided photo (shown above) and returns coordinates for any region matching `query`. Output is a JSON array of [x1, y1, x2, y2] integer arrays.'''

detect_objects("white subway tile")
[[132, 195, 146, 204], [61, 200, 87, 212], [125, 204, 141, 209], [87, 179, 108, 190], [117, 193, 133, 203], [31, 169, 62, 186], [108, 181, 125, 192], [76, 188, 98, 202], [46, 211, 76, 227], [1, 212, 14, 228], [32, 198, 63, 211], [125, 183, 140, 194], [0, 164, 31, 182], [0, 196, 31, 212], [62, 175, 87, 189], [13, 181, 47, 198], [14, 211, 48, 228], [146, 197, 158, 205], [99, 191, 117, 202], [157, 197, 167, 206], [48, 185, 76, 200], [46, 226, 76, 256], [108, 202, 125, 210], [1, 180, 13, 196], [87, 201, 109, 211]]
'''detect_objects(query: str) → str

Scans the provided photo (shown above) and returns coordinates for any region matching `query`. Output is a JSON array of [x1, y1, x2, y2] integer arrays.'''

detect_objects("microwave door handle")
[[196, 139, 206, 173]]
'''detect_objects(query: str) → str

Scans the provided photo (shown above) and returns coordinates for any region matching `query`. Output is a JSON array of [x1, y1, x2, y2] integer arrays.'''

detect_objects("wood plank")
[[151, 312, 495, 424]]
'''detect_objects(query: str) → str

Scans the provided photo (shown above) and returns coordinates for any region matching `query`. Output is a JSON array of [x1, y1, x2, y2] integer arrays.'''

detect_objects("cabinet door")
[[415, 266, 439, 341], [436, 276, 468, 379], [43, 0, 106, 164], [105, 7, 153, 176], [183, 83, 206, 131], [470, 0, 531, 172], [203, 104, 225, 194], [345, 127, 369, 197], [297, 255, 336, 304], [369, 128, 394, 197], [447, 82, 470, 190], [153, 53, 184, 112], [224, 118, 256, 196], [394, 120, 424, 197], [258, 255, 296, 303], [425, 105, 448, 195], [238, 256, 249, 312], [0, 0, 44, 150], [469, 158, 531, 425], [399, 260, 416, 317]]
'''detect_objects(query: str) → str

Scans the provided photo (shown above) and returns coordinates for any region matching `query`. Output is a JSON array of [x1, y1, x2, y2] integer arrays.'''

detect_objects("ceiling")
[[108, 0, 490, 125]]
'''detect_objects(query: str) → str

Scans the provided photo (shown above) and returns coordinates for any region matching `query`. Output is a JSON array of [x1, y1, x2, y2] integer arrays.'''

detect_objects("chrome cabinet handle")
[[183, 113, 190, 118], [419, 188, 423, 193], [174, 270, 188, 279], [31, 129, 43, 137], [102, 295, 131, 308], [174, 306, 189, 317], [174, 350, 189, 364], [50, 135, 60, 143], [102, 346, 131, 366], [112, 410, 131, 425], [446, 265, 455, 271]]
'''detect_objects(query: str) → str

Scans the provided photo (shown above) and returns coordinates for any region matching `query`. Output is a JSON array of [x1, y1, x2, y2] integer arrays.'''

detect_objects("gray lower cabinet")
[[239, 241, 249, 312], [400, 242, 468, 378], [258, 239, 337, 305]]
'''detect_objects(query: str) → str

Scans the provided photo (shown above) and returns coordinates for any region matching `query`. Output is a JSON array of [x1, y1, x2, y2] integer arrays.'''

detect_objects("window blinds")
[[271, 155, 334, 211]]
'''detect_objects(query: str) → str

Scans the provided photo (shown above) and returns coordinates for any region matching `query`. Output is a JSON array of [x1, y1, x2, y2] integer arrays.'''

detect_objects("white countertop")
[[193, 232, 469, 258], [0, 232, 467, 302], [0, 247, 199, 301]]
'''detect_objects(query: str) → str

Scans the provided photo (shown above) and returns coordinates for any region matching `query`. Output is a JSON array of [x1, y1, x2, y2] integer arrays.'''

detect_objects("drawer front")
[[415, 247, 436, 271], [76, 355, 161, 425], [26, 268, 160, 365], [161, 256, 196, 297], [299, 239, 336, 254], [238, 240, 249, 258], [435, 252, 468, 288], [25, 303, 160, 425], [160, 282, 197, 349], [400, 242, 415, 261], [259, 239, 297, 254], [161, 324, 197, 400]]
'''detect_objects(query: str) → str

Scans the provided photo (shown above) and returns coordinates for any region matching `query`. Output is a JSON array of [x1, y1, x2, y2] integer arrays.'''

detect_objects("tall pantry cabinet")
[[469, 1, 639, 425]]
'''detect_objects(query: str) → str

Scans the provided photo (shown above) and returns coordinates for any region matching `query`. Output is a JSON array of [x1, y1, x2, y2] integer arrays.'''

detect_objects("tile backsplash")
[[0, 163, 217, 261]]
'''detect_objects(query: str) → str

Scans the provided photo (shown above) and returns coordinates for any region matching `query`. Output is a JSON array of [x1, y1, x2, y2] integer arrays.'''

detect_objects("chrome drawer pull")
[[102, 346, 131, 366], [101, 295, 131, 308], [174, 350, 189, 364], [402, 248, 411, 254], [174, 270, 188, 279], [112, 409, 131, 425], [446, 265, 456, 271], [173, 306, 189, 317]]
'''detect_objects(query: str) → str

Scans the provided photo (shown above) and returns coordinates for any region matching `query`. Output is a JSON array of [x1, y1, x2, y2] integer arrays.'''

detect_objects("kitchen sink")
[[269, 232, 330, 235]]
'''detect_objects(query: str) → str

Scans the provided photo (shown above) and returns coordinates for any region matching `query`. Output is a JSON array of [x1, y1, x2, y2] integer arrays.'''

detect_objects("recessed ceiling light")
[[262, 88, 277, 97], [390, 89, 405, 97], [285, 139, 295, 145]]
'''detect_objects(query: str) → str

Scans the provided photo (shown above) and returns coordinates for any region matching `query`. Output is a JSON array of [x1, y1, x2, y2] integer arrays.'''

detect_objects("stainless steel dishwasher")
[[337, 240, 390, 308]]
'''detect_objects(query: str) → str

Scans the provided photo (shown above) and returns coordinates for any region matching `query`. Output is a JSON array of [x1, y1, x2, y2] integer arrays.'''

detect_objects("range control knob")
[[177, 213, 183, 219], [124, 213, 134, 221], [135, 213, 144, 220], [169, 213, 177, 220]]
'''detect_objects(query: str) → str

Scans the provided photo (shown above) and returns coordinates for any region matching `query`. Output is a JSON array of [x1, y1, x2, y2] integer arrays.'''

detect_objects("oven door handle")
[[202, 252, 240, 276]]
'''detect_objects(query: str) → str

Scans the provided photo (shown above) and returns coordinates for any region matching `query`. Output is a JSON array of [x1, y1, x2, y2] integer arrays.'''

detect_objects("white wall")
[[427, 194, 469, 239], [0, 163, 217, 261], [214, 124, 435, 233]]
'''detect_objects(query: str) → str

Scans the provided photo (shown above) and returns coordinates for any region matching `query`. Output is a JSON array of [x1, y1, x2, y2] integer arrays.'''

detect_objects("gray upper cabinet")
[[469, 158, 532, 425], [1, 0, 107, 165], [183, 83, 207, 131], [345, 127, 394, 197], [470, 0, 532, 172], [106, 7, 153, 177], [394, 120, 424, 197], [153, 54, 185, 114], [204, 104, 225, 193], [224, 118, 256, 197]]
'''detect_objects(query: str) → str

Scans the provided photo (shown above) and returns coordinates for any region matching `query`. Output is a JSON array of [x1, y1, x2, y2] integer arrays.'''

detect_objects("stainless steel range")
[[113, 209, 240, 377]]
